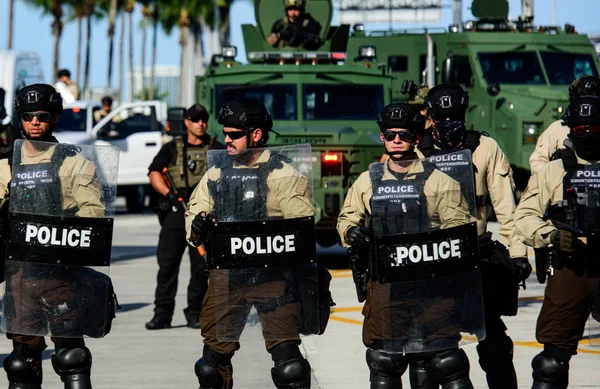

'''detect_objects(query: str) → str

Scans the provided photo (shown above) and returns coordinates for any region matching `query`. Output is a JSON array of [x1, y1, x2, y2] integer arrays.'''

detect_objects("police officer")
[[185, 98, 314, 389], [515, 96, 600, 389], [146, 103, 223, 330], [0, 88, 14, 156], [266, 0, 322, 50], [338, 102, 477, 389], [529, 75, 600, 174], [0, 84, 107, 389], [416, 84, 531, 389]]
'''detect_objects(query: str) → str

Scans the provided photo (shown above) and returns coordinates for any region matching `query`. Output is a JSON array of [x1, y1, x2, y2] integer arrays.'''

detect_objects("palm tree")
[[149, 2, 159, 100], [119, 9, 126, 100], [124, 0, 136, 100], [7, 0, 15, 49], [82, 0, 99, 99], [64, 1, 86, 86], [24, 0, 65, 80], [106, 0, 119, 90], [139, 1, 152, 99]]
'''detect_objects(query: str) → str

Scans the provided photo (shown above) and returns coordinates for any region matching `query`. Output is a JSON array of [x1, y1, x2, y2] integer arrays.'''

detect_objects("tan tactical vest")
[[167, 136, 214, 198]]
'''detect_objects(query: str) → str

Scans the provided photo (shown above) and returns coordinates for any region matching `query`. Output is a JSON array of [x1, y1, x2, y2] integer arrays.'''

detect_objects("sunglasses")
[[21, 111, 53, 123], [572, 125, 600, 136], [223, 129, 248, 140], [382, 130, 412, 142]]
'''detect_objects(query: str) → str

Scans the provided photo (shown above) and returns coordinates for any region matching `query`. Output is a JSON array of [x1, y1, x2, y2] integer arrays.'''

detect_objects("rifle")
[[348, 247, 368, 303], [161, 168, 206, 257]]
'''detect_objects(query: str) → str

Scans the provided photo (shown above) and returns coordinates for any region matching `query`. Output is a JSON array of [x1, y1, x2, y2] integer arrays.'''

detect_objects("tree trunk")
[[150, 6, 159, 100], [179, 27, 189, 106], [51, 7, 63, 82], [219, 9, 230, 46], [140, 8, 148, 99], [193, 19, 205, 77], [76, 17, 82, 86], [119, 12, 125, 101], [107, 0, 118, 90], [128, 11, 135, 100], [83, 11, 92, 99], [7, 0, 14, 50]]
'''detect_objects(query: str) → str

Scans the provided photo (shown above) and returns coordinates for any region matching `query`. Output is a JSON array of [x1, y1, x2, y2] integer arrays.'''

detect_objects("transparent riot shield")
[[2, 140, 119, 338], [206, 144, 319, 343], [370, 150, 484, 353]]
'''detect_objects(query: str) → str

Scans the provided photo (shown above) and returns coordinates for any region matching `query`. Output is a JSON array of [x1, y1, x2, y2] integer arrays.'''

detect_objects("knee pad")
[[4, 344, 43, 388], [270, 342, 311, 389], [51, 347, 92, 389], [429, 348, 471, 386], [531, 349, 570, 387], [476, 335, 514, 369], [366, 348, 408, 388], [195, 346, 229, 389]]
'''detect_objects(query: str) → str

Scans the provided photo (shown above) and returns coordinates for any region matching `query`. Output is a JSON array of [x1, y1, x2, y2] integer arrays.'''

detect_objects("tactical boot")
[[184, 308, 201, 329], [145, 316, 171, 330]]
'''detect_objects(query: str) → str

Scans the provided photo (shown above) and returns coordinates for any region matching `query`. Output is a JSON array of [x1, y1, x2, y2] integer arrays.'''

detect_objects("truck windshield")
[[540, 52, 599, 85], [303, 85, 384, 120], [478, 52, 546, 85], [54, 108, 88, 132], [215, 84, 297, 120]]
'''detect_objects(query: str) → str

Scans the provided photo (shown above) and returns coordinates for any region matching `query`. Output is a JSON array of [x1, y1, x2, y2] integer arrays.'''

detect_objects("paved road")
[[1, 213, 599, 388]]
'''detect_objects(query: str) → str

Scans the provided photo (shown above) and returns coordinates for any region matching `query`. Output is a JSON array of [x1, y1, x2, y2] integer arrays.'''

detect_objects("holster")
[[153, 196, 171, 226], [534, 247, 551, 283], [294, 266, 334, 335], [348, 247, 368, 303]]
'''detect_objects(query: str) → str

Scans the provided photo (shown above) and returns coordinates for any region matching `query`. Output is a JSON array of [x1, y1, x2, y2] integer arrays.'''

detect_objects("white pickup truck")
[[54, 100, 167, 213]]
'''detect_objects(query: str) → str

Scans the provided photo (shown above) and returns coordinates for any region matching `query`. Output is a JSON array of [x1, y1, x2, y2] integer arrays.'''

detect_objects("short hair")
[[57, 69, 71, 78], [101, 96, 113, 106]]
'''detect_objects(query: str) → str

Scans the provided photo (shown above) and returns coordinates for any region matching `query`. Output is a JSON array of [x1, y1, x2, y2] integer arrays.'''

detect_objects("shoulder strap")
[[419, 132, 436, 157], [368, 163, 385, 187], [462, 130, 482, 153]]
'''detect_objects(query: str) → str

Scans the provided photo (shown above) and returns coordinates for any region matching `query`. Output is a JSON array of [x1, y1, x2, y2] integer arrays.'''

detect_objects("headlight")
[[222, 46, 237, 59], [359, 46, 376, 59], [522, 122, 541, 144]]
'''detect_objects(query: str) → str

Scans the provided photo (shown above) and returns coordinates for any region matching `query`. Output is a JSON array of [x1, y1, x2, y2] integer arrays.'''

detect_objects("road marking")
[[330, 270, 352, 279]]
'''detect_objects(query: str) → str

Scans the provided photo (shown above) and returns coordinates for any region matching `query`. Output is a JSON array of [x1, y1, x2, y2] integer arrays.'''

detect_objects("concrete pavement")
[[0, 213, 599, 388]]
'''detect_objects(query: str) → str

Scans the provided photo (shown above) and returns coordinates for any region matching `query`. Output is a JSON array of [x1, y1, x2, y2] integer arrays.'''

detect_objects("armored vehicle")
[[196, 0, 394, 246]]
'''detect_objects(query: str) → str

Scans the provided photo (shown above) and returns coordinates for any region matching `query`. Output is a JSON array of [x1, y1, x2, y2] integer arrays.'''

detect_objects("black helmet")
[[218, 98, 273, 145], [425, 84, 469, 118], [14, 84, 63, 115], [284, 0, 305, 10], [563, 96, 600, 127], [377, 103, 425, 133], [569, 75, 600, 99]]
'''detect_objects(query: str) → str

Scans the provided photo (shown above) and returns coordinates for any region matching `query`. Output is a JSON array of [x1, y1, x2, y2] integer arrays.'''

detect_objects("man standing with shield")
[[338, 102, 483, 388], [186, 98, 324, 389], [0, 84, 118, 389]]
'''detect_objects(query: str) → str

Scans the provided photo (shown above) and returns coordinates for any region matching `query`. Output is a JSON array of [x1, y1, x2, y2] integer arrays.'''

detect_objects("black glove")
[[551, 229, 578, 254], [347, 226, 371, 250], [165, 192, 181, 208], [191, 212, 213, 245], [511, 257, 532, 282]]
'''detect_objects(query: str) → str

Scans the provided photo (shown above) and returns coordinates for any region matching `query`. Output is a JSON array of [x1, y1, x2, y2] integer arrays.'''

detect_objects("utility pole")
[[552, 0, 556, 25], [453, 0, 462, 27]]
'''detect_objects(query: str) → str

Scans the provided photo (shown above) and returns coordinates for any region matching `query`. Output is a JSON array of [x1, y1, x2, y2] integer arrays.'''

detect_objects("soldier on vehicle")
[[0, 84, 116, 389], [93, 96, 121, 124], [266, 0, 322, 50], [515, 96, 600, 389], [529, 75, 600, 174], [414, 84, 531, 389], [54, 69, 79, 104], [145, 103, 224, 330], [185, 98, 320, 389], [338, 102, 480, 389]]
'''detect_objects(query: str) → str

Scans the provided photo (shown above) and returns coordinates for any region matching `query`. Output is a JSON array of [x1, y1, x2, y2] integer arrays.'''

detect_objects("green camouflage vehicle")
[[195, 0, 394, 246], [349, 0, 600, 186]]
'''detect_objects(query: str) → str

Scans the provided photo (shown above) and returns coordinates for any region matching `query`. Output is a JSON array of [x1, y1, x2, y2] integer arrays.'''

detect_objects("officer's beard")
[[572, 132, 600, 162], [21, 123, 56, 143], [385, 147, 416, 162]]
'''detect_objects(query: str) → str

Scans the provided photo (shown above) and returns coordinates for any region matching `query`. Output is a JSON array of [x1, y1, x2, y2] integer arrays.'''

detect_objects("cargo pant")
[[200, 270, 302, 389]]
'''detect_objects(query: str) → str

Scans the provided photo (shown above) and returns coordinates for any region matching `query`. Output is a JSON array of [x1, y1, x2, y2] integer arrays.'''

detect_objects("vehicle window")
[[454, 55, 474, 86], [14, 57, 44, 92], [477, 52, 546, 84], [54, 108, 88, 132], [540, 52, 599, 85], [388, 56, 408, 72], [99, 106, 159, 139], [303, 84, 383, 120], [215, 84, 297, 120]]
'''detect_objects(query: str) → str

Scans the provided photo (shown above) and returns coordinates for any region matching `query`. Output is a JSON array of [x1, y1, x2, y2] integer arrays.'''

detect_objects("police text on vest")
[[25, 225, 92, 248], [395, 239, 461, 265], [231, 235, 295, 255]]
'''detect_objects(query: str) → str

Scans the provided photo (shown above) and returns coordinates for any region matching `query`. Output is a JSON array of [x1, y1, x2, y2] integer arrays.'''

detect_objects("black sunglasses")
[[223, 129, 247, 140], [382, 130, 412, 142], [21, 111, 53, 123]]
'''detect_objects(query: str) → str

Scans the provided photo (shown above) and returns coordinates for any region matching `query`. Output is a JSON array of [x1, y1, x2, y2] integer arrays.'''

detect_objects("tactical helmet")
[[563, 96, 600, 127], [425, 84, 469, 118], [284, 0, 305, 9], [569, 75, 600, 99], [14, 84, 63, 115], [186, 103, 209, 122], [377, 103, 425, 133], [218, 98, 273, 145]]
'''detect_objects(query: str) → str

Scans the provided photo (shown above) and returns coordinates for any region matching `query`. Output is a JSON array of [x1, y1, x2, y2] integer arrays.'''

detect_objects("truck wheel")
[[125, 186, 144, 213]]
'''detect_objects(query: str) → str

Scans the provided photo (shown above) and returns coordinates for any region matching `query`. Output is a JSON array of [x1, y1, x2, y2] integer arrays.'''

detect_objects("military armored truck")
[[195, 0, 394, 246], [349, 0, 600, 186]]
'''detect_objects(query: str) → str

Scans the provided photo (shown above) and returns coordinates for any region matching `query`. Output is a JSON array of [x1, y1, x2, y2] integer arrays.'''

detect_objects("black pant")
[[153, 208, 207, 318]]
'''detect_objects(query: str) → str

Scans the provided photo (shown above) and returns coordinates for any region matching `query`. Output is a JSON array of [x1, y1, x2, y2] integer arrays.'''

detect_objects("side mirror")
[[487, 83, 501, 96]]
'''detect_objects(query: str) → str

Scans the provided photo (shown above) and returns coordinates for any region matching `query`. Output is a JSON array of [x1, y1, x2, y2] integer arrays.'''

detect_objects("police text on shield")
[[230, 235, 295, 255], [394, 238, 461, 265], [25, 224, 92, 248]]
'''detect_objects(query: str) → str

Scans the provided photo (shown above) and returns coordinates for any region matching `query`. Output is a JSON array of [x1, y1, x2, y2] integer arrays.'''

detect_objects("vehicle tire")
[[125, 186, 144, 213]]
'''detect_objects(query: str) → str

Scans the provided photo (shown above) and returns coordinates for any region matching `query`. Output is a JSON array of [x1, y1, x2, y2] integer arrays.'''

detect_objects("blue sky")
[[1, 0, 599, 100]]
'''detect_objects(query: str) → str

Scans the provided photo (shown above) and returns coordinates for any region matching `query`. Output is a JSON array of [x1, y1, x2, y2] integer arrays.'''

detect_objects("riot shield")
[[370, 150, 485, 353], [206, 144, 319, 342], [2, 140, 119, 338]]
